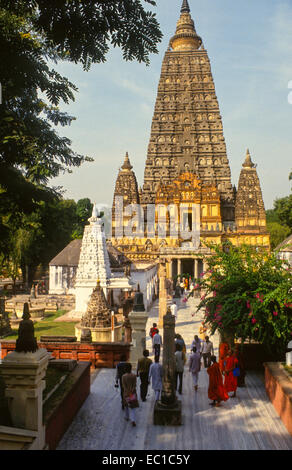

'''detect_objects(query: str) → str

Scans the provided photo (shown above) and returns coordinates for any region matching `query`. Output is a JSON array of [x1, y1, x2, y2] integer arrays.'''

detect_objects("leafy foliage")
[[0, 1, 162, 254], [196, 243, 292, 355], [0, 198, 93, 284]]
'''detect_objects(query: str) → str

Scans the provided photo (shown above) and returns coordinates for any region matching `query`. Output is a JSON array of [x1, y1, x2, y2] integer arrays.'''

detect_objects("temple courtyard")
[[57, 297, 292, 451]]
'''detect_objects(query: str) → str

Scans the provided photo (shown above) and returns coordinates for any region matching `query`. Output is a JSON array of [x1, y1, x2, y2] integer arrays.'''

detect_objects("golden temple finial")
[[169, 0, 202, 51], [121, 151, 133, 171], [181, 0, 190, 14], [243, 148, 255, 168]]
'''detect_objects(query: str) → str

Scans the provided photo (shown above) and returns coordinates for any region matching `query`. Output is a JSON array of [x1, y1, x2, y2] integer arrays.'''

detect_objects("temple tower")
[[235, 149, 268, 235], [112, 152, 140, 238], [141, 0, 234, 222], [110, 1, 270, 267]]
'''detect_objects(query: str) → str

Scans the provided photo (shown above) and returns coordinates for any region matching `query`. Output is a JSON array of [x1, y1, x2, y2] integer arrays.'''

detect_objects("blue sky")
[[51, 0, 292, 210]]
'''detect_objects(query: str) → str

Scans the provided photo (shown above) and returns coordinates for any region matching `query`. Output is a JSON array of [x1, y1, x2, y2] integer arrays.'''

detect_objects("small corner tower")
[[235, 149, 269, 244], [111, 152, 140, 238]]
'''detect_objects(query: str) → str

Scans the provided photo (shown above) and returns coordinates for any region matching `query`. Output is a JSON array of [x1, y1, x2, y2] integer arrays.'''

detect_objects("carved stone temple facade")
[[111, 0, 270, 279]]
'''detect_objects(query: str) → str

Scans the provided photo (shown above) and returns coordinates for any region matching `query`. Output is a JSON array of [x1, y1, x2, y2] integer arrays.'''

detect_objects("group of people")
[[114, 296, 245, 426], [115, 350, 162, 427]]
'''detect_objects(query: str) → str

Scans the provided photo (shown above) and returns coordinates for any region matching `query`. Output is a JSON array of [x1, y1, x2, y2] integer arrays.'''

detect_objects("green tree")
[[0, 199, 78, 285], [273, 195, 292, 230], [72, 198, 93, 239], [266, 222, 291, 250], [197, 243, 292, 356], [0, 1, 162, 253]]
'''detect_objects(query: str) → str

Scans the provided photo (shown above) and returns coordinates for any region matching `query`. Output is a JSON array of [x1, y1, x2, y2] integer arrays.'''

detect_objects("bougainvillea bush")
[[196, 243, 292, 355]]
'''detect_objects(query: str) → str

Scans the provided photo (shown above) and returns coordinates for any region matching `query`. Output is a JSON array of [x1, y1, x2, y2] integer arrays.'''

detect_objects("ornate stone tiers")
[[74, 204, 112, 315], [75, 281, 122, 342], [110, 0, 270, 276]]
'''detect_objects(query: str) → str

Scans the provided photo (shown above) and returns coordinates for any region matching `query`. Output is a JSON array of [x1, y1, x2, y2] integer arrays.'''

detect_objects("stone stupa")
[[75, 280, 123, 342], [73, 203, 112, 317]]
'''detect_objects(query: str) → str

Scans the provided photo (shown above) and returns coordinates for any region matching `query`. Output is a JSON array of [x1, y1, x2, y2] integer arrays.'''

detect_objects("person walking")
[[189, 346, 201, 391], [175, 333, 186, 355], [201, 335, 214, 368], [149, 322, 158, 339], [148, 356, 163, 402], [137, 349, 152, 401], [207, 355, 229, 407], [115, 354, 129, 409], [152, 329, 163, 361], [191, 335, 202, 354], [174, 343, 185, 394], [234, 344, 246, 387], [199, 321, 207, 340], [219, 341, 229, 373], [223, 349, 239, 398], [122, 363, 139, 427], [180, 279, 185, 296], [170, 301, 178, 321]]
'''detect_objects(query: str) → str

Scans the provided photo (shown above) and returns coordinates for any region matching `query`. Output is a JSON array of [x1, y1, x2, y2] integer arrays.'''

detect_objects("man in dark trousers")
[[137, 349, 152, 401], [115, 354, 129, 409]]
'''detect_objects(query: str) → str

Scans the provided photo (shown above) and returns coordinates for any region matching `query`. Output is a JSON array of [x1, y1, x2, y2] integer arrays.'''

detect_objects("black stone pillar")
[[153, 307, 182, 425]]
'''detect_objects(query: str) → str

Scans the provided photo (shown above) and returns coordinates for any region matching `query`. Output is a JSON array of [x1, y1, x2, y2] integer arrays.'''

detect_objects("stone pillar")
[[203, 258, 209, 275], [154, 307, 182, 425], [0, 348, 49, 450], [158, 260, 167, 329], [177, 259, 182, 276], [168, 259, 173, 280], [128, 311, 148, 372], [194, 259, 199, 280]]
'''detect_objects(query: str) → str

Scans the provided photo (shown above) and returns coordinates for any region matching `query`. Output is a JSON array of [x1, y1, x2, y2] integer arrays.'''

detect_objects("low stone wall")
[[0, 340, 130, 369], [264, 362, 292, 436], [44, 361, 91, 450]]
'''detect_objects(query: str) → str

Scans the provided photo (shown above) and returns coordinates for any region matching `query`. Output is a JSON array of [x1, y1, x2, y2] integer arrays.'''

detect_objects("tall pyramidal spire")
[[141, 0, 234, 221], [181, 0, 190, 13]]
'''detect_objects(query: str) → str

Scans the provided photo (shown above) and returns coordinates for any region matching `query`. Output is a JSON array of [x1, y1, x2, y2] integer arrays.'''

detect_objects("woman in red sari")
[[224, 349, 239, 398], [207, 355, 229, 407]]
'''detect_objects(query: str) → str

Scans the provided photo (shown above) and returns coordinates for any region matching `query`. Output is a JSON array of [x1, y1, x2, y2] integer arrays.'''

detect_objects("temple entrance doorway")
[[181, 259, 194, 277]]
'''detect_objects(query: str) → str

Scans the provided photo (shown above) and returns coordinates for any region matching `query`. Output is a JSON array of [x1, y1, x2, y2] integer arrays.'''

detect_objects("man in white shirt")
[[170, 301, 178, 321], [152, 329, 163, 361], [201, 336, 214, 368]]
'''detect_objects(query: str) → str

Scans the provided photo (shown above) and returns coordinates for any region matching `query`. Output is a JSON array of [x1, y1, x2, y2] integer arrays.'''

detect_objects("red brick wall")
[[0, 341, 130, 369], [264, 363, 292, 436]]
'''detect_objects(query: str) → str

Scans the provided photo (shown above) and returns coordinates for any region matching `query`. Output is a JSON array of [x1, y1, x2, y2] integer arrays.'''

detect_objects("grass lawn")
[[5, 310, 78, 341]]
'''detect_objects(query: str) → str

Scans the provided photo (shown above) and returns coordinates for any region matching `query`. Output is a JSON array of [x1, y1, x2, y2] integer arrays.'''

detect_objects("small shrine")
[[75, 280, 123, 342]]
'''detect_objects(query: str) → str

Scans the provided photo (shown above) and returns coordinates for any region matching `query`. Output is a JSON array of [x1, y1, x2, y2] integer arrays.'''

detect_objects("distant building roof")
[[275, 233, 292, 253], [49, 239, 131, 268]]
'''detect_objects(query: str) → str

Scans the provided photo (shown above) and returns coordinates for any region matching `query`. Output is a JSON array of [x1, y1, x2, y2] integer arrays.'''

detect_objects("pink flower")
[[200, 272, 205, 277], [273, 311, 278, 316], [246, 301, 251, 309], [255, 293, 264, 303], [201, 295, 206, 300], [251, 318, 257, 324], [218, 322, 223, 327], [213, 291, 217, 297]]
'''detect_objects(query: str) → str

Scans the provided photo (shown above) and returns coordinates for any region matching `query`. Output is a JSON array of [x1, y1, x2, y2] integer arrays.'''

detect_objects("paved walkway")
[[57, 297, 292, 450]]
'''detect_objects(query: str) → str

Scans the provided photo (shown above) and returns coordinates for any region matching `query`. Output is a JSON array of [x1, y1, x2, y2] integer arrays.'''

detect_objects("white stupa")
[[73, 204, 112, 316]]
